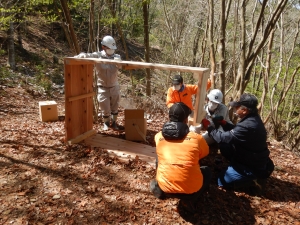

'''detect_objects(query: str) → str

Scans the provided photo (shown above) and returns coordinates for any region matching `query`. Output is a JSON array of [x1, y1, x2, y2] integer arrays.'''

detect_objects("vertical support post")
[[193, 70, 210, 125]]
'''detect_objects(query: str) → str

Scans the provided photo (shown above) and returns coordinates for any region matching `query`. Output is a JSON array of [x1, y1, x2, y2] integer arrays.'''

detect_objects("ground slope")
[[0, 84, 300, 225]]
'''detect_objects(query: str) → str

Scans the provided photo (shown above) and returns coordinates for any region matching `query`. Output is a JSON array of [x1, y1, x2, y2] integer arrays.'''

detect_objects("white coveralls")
[[76, 50, 121, 118]]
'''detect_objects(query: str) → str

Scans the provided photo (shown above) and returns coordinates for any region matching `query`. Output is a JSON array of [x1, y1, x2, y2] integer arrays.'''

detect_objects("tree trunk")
[[88, 0, 96, 52], [192, 22, 201, 67], [259, 29, 274, 116], [55, 5, 74, 55], [218, 0, 226, 98], [60, 0, 80, 54], [232, 0, 289, 98], [7, 21, 16, 70], [143, 1, 151, 97], [208, 0, 216, 89]]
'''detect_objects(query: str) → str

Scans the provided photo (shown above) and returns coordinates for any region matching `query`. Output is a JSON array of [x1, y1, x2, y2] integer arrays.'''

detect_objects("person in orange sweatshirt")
[[149, 102, 212, 212], [166, 75, 211, 111]]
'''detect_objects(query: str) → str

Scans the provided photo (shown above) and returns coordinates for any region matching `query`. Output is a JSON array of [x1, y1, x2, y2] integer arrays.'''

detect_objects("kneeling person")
[[207, 93, 274, 194], [150, 102, 212, 209]]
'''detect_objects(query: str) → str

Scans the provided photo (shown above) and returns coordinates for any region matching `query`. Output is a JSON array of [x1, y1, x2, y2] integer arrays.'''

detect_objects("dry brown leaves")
[[0, 86, 299, 225]]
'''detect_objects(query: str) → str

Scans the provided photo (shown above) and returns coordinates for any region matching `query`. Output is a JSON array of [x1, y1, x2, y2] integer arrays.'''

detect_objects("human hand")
[[201, 118, 210, 130], [74, 53, 86, 58], [189, 124, 202, 134], [212, 115, 226, 126]]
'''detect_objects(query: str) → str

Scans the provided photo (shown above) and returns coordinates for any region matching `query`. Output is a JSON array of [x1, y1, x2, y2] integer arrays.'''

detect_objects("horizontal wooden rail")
[[65, 57, 210, 73], [68, 92, 95, 102]]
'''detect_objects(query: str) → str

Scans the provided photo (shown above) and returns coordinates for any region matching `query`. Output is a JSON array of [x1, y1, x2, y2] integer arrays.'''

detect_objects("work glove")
[[189, 124, 202, 134], [212, 115, 226, 128], [74, 53, 86, 58], [201, 118, 211, 130]]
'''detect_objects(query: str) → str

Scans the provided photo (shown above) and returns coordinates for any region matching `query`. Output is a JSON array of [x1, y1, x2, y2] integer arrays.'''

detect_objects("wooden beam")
[[64, 58, 210, 73], [68, 92, 95, 102], [67, 129, 97, 145]]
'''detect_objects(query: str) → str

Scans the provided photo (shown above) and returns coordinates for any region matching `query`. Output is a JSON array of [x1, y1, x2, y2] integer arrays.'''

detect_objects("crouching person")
[[149, 102, 212, 212], [207, 93, 274, 195]]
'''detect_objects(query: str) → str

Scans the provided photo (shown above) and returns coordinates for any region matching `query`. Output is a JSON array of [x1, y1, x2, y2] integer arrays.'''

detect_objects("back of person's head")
[[169, 102, 191, 122]]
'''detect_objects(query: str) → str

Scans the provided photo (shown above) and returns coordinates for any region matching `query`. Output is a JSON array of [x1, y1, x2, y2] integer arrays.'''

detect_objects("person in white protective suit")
[[74, 35, 123, 131], [190, 89, 232, 145]]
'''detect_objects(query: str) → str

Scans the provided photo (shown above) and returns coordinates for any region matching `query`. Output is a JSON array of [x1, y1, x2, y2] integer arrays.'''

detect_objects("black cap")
[[169, 102, 191, 122], [172, 75, 183, 85], [229, 93, 258, 109]]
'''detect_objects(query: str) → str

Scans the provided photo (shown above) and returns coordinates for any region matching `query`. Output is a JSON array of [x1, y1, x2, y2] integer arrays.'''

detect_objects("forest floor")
[[1, 17, 300, 225], [0, 84, 300, 225]]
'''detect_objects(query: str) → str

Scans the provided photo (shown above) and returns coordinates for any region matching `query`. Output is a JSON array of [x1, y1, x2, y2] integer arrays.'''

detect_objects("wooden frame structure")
[[64, 57, 210, 144]]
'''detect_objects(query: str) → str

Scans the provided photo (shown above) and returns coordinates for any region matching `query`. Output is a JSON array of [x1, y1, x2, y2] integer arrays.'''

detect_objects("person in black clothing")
[[206, 93, 274, 192]]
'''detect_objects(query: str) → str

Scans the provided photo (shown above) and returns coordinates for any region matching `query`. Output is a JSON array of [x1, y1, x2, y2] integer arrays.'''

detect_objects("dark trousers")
[[151, 166, 212, 203], [218, 143, 274, 188]]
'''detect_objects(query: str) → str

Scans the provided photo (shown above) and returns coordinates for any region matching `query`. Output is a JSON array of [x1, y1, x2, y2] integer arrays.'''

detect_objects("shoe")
[[111, 121, 124, 131], [178, 199, 196, 214], [251, 178, 266, 196], [103, 121, 110, 131], [149, 179, 164, 199]]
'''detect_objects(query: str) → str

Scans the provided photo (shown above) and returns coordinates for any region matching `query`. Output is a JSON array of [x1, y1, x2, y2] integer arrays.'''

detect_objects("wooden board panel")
[[85, 134, 156, 165], [64, 64, 94, 141], [65, 58, 209, 73]]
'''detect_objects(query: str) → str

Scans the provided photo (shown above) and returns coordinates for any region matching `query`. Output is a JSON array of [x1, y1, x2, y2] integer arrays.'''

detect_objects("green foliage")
[[0, 67, 13, 83], [34, 65, 52, 93], [0, 49, 6, 56]]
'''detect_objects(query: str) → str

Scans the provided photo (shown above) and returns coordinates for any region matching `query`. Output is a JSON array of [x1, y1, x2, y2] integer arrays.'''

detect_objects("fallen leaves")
[[0, 86, 300, 225]]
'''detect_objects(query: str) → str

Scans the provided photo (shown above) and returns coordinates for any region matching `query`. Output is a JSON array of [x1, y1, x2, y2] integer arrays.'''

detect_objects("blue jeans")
[[218, 143, 274, 188], [218, 165, 256, 187]]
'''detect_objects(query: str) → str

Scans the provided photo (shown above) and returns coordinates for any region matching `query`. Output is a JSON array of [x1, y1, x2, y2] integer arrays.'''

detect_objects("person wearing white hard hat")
[[190, 89, 232, 145], [74, 35, 123, 131]]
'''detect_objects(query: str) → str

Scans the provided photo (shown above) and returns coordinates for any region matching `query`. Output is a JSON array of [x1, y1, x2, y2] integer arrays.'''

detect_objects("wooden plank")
[[193, 70, 210, 125], [68, 129, 97, 145], [85, 134, 156, 165], [65, 58, 210, 73], [68, 92, 95, 102], [64, 64, 73, 141], [86, 64, 94, 132], [85, 134, 156, 156]]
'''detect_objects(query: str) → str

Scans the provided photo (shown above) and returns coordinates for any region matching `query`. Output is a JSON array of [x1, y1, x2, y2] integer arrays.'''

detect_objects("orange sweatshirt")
[[166, 79, 211, 110], [155, 131, 209, 194]]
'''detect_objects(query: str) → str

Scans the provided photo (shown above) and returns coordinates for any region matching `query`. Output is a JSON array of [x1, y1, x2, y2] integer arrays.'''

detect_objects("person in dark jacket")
[[206, 93, 274, 192]]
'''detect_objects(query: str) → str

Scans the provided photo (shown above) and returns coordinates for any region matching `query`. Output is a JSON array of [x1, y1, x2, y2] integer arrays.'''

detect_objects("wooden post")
[[193, 70, 210, 125]]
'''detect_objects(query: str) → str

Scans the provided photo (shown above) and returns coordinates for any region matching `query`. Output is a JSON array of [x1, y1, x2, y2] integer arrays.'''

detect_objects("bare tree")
[[208, 0, 216, 89], [7, 21, 16, 70], [143, 1, 151, 96], [88, 0, 96, 52], [232, 0, 289, 98], [60, 0, 80, 54]]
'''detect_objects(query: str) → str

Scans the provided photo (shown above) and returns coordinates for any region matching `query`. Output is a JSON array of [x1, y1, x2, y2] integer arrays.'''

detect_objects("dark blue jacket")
[[209, 113, 270, 171]]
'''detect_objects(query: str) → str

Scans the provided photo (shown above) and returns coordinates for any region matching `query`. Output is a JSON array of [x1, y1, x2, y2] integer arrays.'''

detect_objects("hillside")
[[1, 19, 300, 225]]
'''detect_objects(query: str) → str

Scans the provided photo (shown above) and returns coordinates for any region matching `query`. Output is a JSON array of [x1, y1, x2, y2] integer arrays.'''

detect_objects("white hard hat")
[[101, 35, 117, 49], [207, 89, 223, 104]]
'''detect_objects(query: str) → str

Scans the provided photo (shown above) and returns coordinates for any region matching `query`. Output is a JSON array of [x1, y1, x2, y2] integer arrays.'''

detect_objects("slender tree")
[[143, 0, 151, 96]]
